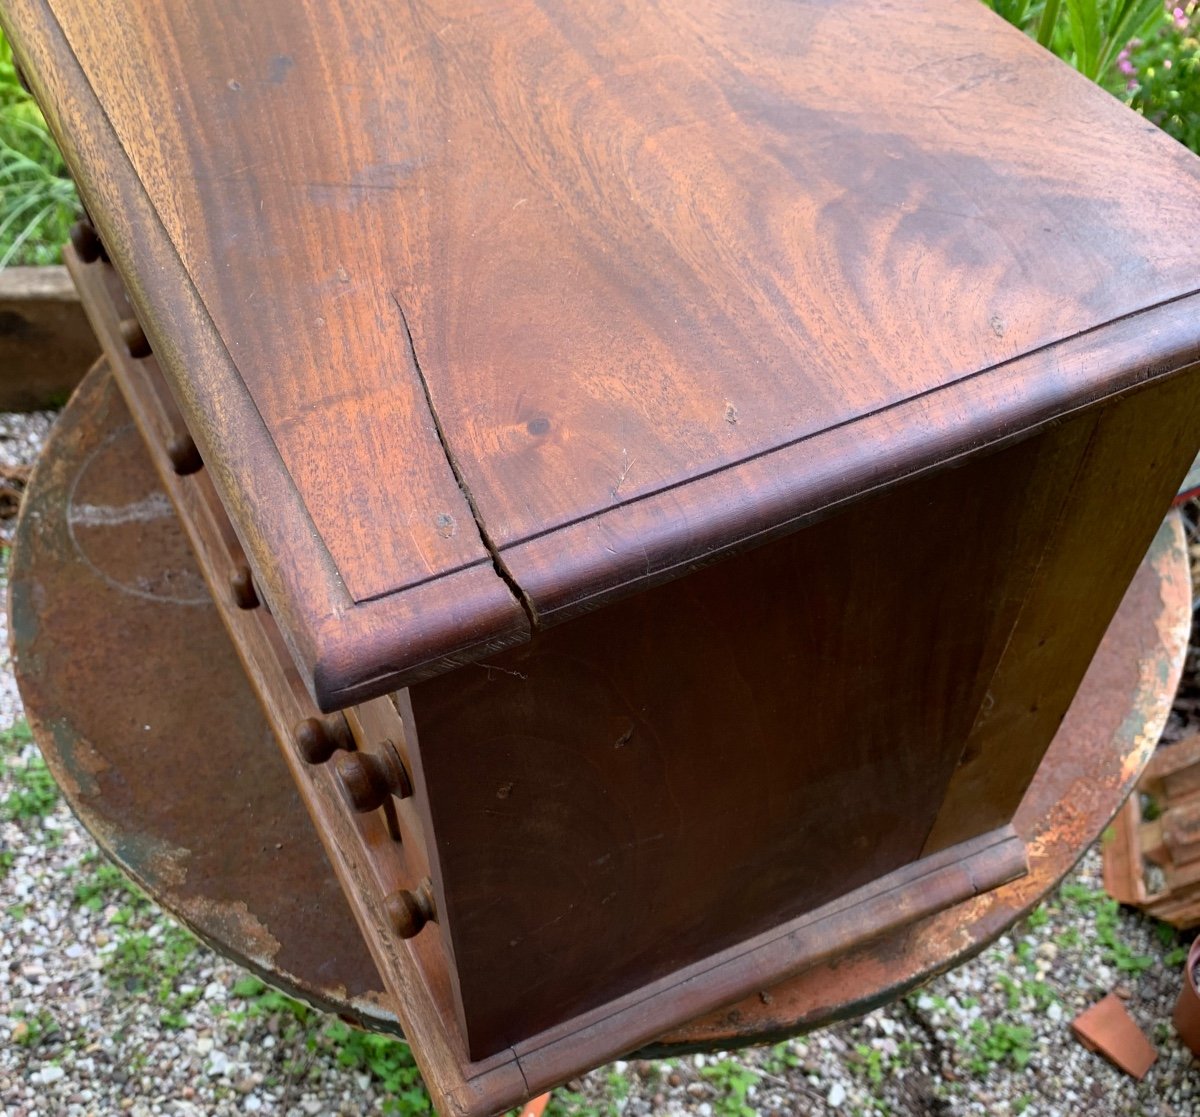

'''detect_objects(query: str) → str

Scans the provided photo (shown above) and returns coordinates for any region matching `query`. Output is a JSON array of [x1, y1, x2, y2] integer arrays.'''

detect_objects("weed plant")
[[0, 34, 78, 266]]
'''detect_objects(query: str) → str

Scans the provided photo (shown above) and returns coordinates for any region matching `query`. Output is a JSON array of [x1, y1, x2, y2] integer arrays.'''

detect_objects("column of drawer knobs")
[[73, 218, 437, 950], [292, 717, 435, 940], [85, 218, 255, 620]]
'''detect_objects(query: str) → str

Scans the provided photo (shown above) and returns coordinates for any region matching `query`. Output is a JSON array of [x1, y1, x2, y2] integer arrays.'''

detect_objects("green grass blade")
[[1037, 0, 1064, 47], [1066, 0, 1103, 78], [0, 199, 56, 268]]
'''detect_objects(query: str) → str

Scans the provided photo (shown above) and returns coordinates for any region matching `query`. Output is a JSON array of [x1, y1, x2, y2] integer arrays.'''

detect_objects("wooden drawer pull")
[[69, 219, 105, 264], [293, 714, 355, 765], [230, 563, 259, 609], [334, 741, 412, 812], [166, 433, 203, 475], [385, 880, 436, 939], [119, 317, 151, 359]]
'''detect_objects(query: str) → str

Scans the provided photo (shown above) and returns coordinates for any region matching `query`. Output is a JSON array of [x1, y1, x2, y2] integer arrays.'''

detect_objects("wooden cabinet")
[[8, 0, 1200, 1111]]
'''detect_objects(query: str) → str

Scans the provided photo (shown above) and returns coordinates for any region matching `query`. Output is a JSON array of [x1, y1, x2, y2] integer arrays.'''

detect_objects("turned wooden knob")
[[230, 563, 259, 609], [334, 741, 412, 812], [166, 433, 203, 475], [69, 219, 104, 264], [119, 317, 152, 359], [293, 715, 354, 765], [385, 881, 436, 939]]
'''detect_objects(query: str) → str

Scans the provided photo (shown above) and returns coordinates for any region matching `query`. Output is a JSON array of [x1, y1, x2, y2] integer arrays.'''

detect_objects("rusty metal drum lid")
[[9, 360, 1191, 1052]]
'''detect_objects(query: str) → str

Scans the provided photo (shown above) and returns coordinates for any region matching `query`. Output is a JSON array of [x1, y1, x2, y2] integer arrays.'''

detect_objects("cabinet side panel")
[[924, 364, 1200, 855], [408, 409, 1102, 1056]]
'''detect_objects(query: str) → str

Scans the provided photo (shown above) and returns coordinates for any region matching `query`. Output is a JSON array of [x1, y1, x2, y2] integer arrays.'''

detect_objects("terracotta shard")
[[1071, 993, 1157, 1080], [1172, 938, 1200, 1057], [518, 1096, 551, 1117]]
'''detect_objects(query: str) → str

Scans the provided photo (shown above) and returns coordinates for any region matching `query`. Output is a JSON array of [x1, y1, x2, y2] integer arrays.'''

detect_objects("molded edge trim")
[[12, 0, 1200, 709], [501, 293, 1200, 625], [488, 824, 1027, 1113], [2, 0, 532, 713]]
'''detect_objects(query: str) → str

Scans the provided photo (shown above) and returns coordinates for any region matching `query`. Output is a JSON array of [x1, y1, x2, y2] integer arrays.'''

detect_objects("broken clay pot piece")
[[1172, 937, 1200, 1057], [1071, 993, 1157, 1080]]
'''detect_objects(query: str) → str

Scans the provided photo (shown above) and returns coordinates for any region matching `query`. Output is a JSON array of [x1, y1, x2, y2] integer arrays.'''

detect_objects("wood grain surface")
[[13, 0, 1200, 1103], [6, 0, 1200, 702], [925, 366, 1200, 853], [407, 366, 1200, 1057]]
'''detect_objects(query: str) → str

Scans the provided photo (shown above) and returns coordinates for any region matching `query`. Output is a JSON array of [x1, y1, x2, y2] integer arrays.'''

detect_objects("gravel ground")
[[3, 408, 1200, 1117]]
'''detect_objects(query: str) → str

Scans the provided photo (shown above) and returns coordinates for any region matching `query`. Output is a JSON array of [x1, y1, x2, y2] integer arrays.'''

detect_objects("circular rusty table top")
[[10, 362, 1192, 1054]]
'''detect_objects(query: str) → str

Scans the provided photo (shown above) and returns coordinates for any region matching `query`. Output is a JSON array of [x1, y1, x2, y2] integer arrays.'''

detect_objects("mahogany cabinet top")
[[8, 0, 1200, 708]]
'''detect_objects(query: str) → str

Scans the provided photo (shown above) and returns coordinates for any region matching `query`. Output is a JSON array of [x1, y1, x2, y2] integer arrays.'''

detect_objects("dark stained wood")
[[59, 293, 528, 1116], [16, 0, 1200, 1109], [502, 296, 1200, 622], [924, 368, 1200, 853], [2, 0, 535, 713], [7, 0, 1200, 702], [406, 370, 1200, 1057], [17, 354, 1190, 1106], [49, 332, 1036, 1115]]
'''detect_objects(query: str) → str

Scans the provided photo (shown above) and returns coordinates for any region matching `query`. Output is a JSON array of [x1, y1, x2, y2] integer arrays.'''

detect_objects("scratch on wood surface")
[[479, 662, 529, 681], [611, 448, 635, 499]]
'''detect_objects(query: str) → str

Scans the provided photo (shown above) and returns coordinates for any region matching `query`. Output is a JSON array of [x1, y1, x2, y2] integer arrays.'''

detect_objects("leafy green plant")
[[72, 859, 134, 911], [321, 1020, 433, 1116], [105, 918, 201, 1029], [1126, 4, 1200, 150], [700, 1058, 760, 1117], [229, 974, 314, 1023], [605, 1067, 629, 1100], [761, 1041, 803, 1075], [0, 34, 78, 266], [544, 1089, 610, 1117], [986, 0, 1166, 76], [0, 718, 33, 750], [10, 1006, 59, 1047], [851, 1043, 887, 1087], [228, 977, 436, 1115], [1, 725, 58, 820], [965, 1018, 1035, 1074], [1060, 882, 1156, 973], [71, 857, 206, 1029], [1026, 905, 1051, 930], [996, 971, 1059, 1012]]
